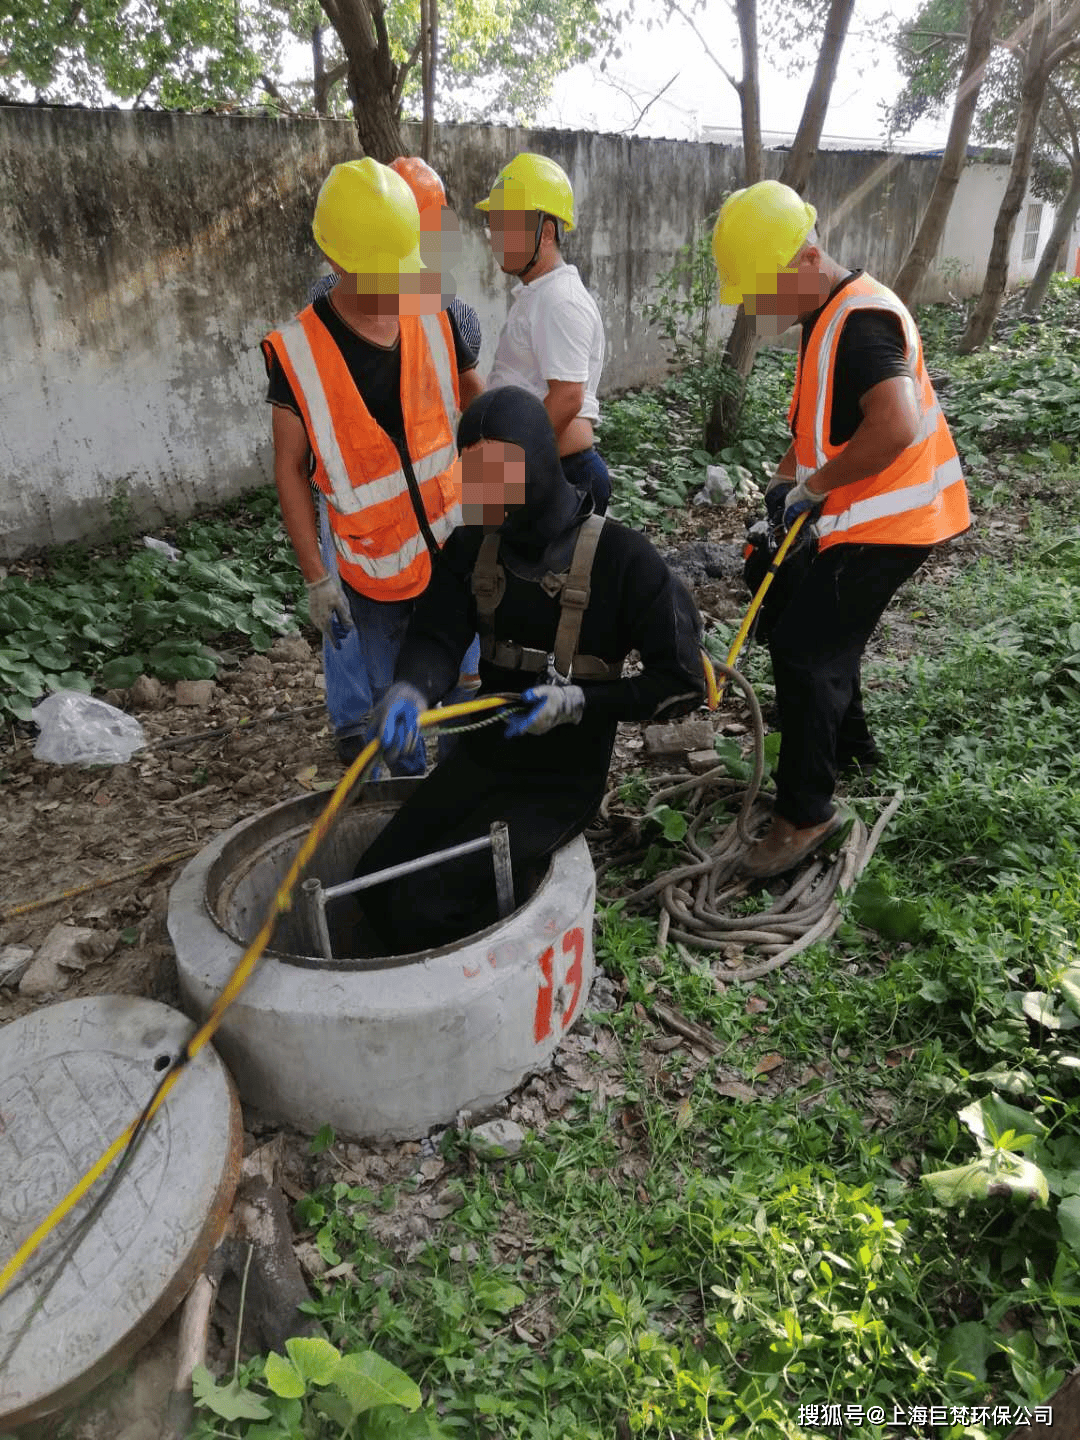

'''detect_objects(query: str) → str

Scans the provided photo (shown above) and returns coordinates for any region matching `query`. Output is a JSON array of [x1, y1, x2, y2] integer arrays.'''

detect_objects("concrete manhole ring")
[[0, 995, 241, 1429], [169, 783, 596, 1139]]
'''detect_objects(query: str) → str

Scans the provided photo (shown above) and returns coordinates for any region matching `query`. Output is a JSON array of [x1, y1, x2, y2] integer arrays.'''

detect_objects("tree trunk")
[[778, 0, 856, 195], [957, 5, 1052, 353], [312, 24, 327, 115], [705, 0, 855, 450], [323, 0, 407, 160], [420, 0, 436, 162], [892, 0, 1006, 306], [1022, 160, 1080, 313], [735, 0, 761, 186]]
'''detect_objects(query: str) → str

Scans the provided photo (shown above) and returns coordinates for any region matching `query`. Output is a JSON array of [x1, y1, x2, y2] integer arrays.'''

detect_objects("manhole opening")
[[206, 787, 550, 968]]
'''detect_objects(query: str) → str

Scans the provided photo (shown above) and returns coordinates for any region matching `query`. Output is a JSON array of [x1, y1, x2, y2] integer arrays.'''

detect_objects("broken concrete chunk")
[[174, 679, 216, 708], [0, 945, 34, 988], [18, 923, 95, 995], [643, 717, 715, 758], [270, 634, 311, 664], [129, 674, 163, 709], [688, 749, 722, 774], [468, 1118, 525, 1161]]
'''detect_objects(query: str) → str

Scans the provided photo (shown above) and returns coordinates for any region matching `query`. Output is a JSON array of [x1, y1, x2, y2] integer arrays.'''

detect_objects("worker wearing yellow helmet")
[[713, 179, 970, 880], [262, 158, 478, 772], [477, 153, 611, 514]]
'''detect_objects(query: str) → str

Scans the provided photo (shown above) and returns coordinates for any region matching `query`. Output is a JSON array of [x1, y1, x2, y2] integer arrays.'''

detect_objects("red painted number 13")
[[533, 926, 585, 1043]]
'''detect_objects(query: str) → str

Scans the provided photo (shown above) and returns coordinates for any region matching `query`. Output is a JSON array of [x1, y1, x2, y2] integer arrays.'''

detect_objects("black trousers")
[[767, 541, 930, 826], [352, 747, 599, 954]]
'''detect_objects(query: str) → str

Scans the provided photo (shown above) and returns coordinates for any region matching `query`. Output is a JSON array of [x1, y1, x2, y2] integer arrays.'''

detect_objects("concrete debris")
[[661, 540, 745, 587], [688, 748, 723, 773], [18, 923, 95, 996], [588, 973, 619, 1013], [0, 945, 34, 988], [269, 634, 311, 664], [643, 717, 715, 758], [468, 1118, 525, 1161], [174, 680, 215, 709], [129, 674, 164, 709]]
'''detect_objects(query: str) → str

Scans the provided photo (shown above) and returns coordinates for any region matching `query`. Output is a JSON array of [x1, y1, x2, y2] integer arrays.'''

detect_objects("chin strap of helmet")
[[511, 213, 552, 280]]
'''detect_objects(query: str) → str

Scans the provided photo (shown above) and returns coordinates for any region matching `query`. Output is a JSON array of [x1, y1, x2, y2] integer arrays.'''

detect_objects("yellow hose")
[[717, 511, 807, 696], [0, 692, 515, 1302]]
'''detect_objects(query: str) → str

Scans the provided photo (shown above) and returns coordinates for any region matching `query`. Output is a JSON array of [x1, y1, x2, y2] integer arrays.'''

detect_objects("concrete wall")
[[0, 106, 1054, 556]]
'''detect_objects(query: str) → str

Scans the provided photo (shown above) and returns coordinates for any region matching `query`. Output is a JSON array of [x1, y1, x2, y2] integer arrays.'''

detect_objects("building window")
[[1022, 202, 1044, 262]]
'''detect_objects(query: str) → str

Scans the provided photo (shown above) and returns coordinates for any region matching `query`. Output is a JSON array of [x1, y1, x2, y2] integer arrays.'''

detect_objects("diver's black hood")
[[457, 386, 586, 557]]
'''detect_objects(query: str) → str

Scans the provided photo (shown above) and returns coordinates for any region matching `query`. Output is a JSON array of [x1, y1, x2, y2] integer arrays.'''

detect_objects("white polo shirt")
[[487, 264, 605, 424]]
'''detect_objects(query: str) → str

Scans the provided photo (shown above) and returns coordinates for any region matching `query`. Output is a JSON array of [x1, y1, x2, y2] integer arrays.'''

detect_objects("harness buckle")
[[545, 652, 573, 686]]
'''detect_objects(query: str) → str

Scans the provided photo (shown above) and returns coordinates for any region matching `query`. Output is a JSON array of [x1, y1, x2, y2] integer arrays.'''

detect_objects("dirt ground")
[[0, 495, 1002, 1438]]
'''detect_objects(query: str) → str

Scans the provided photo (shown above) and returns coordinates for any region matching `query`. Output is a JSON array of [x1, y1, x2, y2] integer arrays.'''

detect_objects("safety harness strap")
[[471, 514, 619, 682], [471, 532, 506, 626], [481, 637, 621, 681], [551, 514, 606, 679]]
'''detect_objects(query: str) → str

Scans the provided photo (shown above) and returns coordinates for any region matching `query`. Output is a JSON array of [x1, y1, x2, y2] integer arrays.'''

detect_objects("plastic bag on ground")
[[32, 690, 147, 765]]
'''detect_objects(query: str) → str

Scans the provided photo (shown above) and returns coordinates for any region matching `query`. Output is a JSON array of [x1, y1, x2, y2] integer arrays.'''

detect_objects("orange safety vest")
[[788, 272, 970, 550], [263, 307, 462, 601]]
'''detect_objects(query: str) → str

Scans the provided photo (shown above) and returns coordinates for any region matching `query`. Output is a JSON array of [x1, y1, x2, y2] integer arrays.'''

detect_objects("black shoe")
[[336, 732, 367, 765]]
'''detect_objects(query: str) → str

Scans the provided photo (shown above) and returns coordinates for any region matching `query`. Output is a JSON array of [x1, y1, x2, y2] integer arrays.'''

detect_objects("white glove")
[[504, 685, 585, 738], [306, 575, 353, 647], [782, 478, 825, 528]]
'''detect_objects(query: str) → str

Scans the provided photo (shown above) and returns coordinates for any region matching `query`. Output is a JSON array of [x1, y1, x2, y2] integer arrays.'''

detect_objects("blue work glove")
[[782, 478, 825, 528], [504, 684, 586, 739], [374, 683, 426, 764]]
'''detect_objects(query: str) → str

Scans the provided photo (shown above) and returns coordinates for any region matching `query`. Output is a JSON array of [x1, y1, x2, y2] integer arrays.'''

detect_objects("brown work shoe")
[[741, 811, 847, 880]]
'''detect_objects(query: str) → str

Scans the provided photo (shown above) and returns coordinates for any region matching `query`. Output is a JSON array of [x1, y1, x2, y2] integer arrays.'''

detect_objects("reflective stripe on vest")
[[264, 307, 461, 600], [791, 274, 970, 550]]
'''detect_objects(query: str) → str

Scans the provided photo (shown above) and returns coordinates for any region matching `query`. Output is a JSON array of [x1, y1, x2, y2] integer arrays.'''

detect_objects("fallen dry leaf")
[[675, 1096, 692, 1129], [754, 1053, 784, 1075], [514, 1323, 540, 1346], [714, 1080, 756, 1103], [744, 995, 768, 1014]]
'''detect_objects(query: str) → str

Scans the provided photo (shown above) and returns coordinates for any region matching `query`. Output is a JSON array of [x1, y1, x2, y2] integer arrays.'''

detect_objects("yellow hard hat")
[[712, 181, 817, 305], [476, 153, 576, 231], [312, 158, 423, 275]]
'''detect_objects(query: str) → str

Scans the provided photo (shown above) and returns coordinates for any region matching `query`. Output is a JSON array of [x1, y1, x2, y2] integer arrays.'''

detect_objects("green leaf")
[[958, 1094, 1048, 1146], [191, 1365, 272, 1420], [922, 1154, 1049, 1207], [309, 1123, 336, 1155], [712, 735, 753, 781], [284, 1336, 340, 1387], [940, 1320, 994, 1382], [331, 1351, 422, 1416], [1021, 990, 1080, 1031], [850, 875, 925, 943], [99, 655, 144, 689], [1058, 966, 1080, 1019], [1058, 1195, 1080, 1260], [474, 1279, 527, 1315], [646, 804, 687, 843], [263, 1351, 306, 1399]]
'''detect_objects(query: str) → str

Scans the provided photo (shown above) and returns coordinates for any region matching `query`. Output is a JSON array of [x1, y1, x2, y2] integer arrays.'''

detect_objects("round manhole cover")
[[0, 995, 241, 1428]]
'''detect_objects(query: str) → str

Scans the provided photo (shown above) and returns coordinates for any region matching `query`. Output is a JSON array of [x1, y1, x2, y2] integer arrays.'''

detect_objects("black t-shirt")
[[796, 271, 911, 446], [264, 294, 477, 458]]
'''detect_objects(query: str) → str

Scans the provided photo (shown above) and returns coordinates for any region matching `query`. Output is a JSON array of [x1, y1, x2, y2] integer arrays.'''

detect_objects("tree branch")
[[671, 0, 739, 93], [1046, 76, 1080, 161], [617, 71, 680, 133], [390, 28, 424, 109]]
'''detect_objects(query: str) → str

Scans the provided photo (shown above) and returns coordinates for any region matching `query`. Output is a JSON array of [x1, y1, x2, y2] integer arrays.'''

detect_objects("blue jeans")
[[318, 497, 479, 774], [561, 447, 611, 514]]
